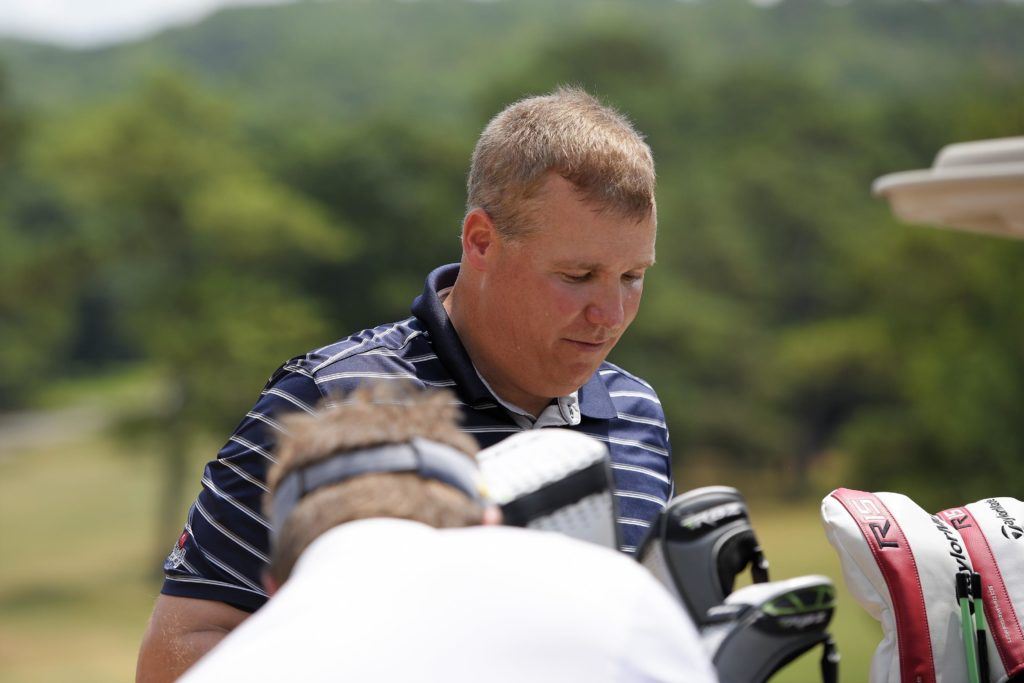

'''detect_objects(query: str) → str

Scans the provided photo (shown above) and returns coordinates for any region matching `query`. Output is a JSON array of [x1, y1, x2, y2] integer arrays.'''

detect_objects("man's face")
[[476, 174, 656, 413]]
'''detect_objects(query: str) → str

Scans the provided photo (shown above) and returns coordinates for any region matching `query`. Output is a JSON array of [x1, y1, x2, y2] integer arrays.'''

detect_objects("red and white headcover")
[[938, 499, 1024, 681], [821, 488, 1024, 683]]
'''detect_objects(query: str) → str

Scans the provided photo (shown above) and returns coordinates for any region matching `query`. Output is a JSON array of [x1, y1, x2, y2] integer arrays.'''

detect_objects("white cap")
[[872, 136, 1024, 239]]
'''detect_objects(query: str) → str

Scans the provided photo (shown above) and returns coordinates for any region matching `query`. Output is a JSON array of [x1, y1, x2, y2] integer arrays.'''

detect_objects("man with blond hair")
[[180, 387, 713, 682], [139, 86, 674, 680]]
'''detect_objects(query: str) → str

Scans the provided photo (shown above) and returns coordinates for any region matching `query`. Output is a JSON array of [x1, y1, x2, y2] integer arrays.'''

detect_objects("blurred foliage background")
[[0, 0, 1022, 680]]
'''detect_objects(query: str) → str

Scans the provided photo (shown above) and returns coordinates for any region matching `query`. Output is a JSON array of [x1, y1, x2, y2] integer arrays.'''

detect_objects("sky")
[[0, 0, 296, 48]]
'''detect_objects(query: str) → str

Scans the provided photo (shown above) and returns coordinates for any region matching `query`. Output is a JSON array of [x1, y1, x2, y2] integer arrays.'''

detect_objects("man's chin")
[[545, 367, 602, 396]]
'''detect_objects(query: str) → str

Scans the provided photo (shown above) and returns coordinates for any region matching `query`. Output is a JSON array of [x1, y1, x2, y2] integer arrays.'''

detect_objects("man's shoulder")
[[446, 526, 667, 594], [274, 317, 457, 396], [456, 525, 634, 562], [586, 361, 672, 508], [294, 317, 428, 372], [597, 361, 665, 420]]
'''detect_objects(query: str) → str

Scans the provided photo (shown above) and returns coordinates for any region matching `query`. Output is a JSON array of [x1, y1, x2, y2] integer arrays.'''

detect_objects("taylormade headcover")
[[637, 485, 770, 626], [701, 575, 838, 683], [476, 429, 620, 550], [822, 488, 1024, 682], [937, 499, 1024, 682]]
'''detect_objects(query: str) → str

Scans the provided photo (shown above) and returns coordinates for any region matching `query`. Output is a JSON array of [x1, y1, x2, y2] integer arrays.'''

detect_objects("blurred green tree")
[[0, 64, 86, 409], [269, 117, 470, 329], [36, 73, 355, 560], [1, 0, 1021, 509]]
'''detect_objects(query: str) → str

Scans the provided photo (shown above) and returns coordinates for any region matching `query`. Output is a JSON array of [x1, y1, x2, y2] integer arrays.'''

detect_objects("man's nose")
[[584, 283, 625, 330]]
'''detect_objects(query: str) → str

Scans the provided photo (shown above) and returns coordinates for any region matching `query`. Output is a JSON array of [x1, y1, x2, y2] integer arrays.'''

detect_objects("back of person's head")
[[264, 384, 482, 584], [466, 85, 656, 240]]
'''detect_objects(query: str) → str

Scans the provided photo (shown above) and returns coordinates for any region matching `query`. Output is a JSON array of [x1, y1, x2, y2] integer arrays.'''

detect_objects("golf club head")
[[476, 429, 620, 550], [637, 486, 769, 626], [702, 575, 838, 683]]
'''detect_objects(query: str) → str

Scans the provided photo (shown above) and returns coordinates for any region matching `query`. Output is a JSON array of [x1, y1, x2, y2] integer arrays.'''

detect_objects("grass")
[[746, 500, 879, 682], [0, 435, 164, 683], [29, 363, 166, 413], [0, 373, 881, 683], [0, 367, 211, 683]]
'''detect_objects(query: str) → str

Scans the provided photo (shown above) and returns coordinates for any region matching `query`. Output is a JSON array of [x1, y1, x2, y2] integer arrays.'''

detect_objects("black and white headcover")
[[637, 485, 770, 627], [701, 575, 838, 683], [476, 429, 620, 550]]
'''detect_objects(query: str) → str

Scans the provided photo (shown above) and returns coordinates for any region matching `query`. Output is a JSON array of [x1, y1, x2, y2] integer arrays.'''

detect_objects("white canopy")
[[872, 136, 1024, 239]]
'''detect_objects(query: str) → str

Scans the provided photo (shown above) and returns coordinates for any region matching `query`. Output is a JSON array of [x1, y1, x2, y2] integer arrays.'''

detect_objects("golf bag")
[[637, 486, 770, 627], [822, 488, 1024, 683], [702, 575, 839, 683], [476, 429, 621, 550]]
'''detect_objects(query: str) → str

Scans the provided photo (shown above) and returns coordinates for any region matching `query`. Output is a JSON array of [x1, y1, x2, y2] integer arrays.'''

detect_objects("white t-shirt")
[[181, 519, 716, 683]]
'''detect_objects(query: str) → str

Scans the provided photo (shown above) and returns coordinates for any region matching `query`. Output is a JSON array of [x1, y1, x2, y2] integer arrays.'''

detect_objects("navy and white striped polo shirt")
[[162, 264, 674, 612]]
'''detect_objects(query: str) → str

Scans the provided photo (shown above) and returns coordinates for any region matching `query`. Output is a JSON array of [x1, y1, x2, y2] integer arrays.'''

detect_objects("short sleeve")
[[589, 385, 674, 553], [160, 365, 323, 612]]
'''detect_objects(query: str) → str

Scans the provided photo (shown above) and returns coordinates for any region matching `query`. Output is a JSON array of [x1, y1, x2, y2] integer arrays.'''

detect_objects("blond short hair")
[[264, 384, 483, 583], [467, 85, 656, 239]]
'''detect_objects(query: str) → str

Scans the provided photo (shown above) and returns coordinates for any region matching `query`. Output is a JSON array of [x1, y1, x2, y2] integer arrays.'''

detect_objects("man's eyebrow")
[[552, 259, 655, 271]]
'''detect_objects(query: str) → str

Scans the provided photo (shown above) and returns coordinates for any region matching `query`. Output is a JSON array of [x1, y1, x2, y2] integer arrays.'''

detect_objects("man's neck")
[[443, 284, 550, 418]]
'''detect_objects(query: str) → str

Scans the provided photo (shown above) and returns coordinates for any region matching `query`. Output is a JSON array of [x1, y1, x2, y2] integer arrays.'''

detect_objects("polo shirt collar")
[[411, 263, 617, 420], [411, 264, 492, 408], [578, 371, 617, 420]]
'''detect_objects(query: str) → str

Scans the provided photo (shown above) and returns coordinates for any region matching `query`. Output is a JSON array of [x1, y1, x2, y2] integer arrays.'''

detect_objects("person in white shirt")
[[180, 385, 716, 683]]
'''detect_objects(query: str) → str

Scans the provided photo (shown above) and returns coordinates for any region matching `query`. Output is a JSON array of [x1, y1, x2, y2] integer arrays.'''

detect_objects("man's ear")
[[461, 208, 498, 272], [482, 505, 503, 527], [262, 571, 280, 597]]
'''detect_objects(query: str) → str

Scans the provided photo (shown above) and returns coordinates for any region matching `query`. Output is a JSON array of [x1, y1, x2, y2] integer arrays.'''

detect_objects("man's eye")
[[622, 272, 645, 284], [561, 272, 591, 283]]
